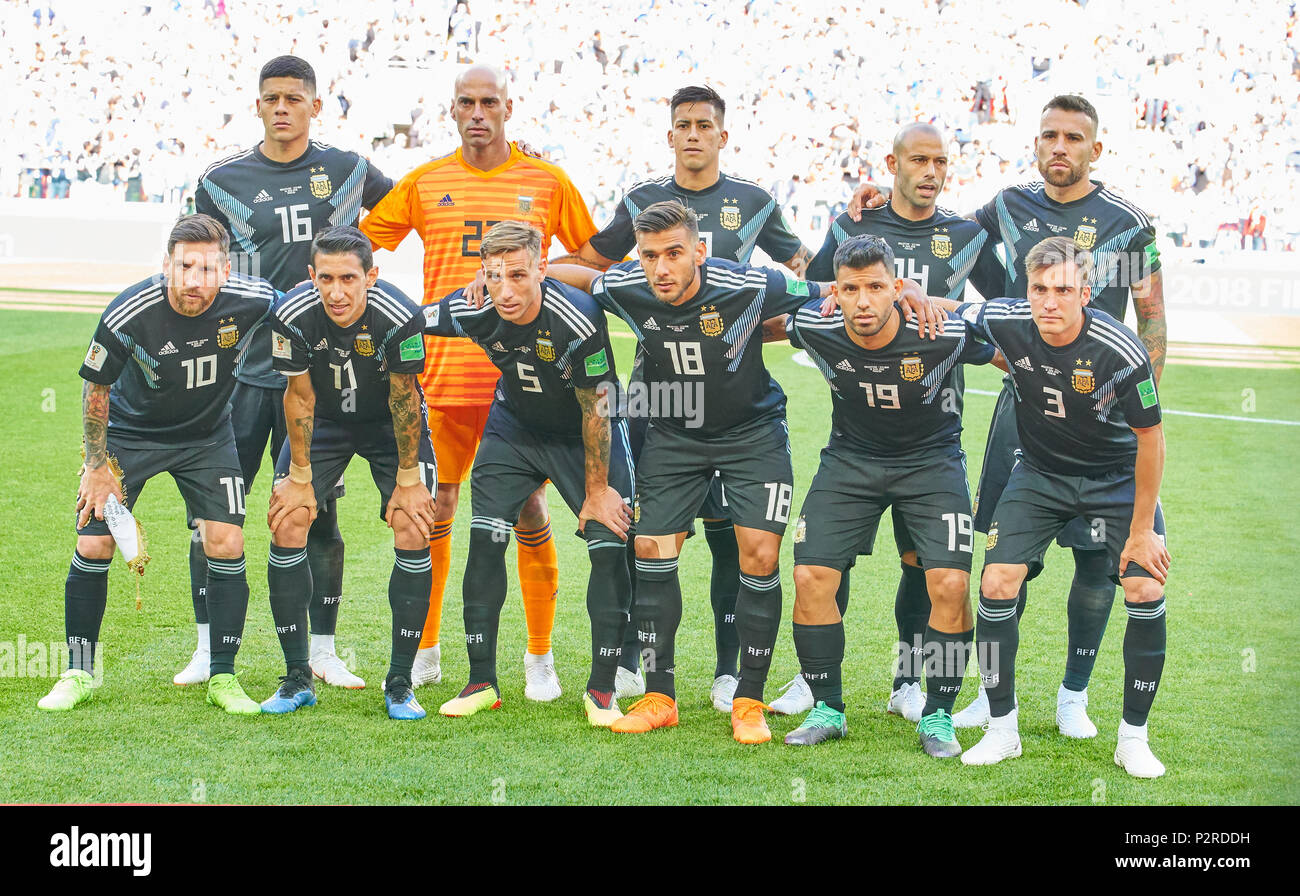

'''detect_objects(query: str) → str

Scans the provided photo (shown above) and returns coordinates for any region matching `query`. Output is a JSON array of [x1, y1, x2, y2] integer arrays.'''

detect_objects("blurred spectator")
[[0, 0, 1292, 253]]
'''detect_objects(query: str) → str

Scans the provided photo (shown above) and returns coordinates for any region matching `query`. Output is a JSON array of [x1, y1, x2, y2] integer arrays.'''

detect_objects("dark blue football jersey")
[[195, 141, 393, 388], [270, 279, 426, 424], [588, 172, 802, 265], [959, 298, 1162, 476], [808, 203, 1002, 300], [591, 259, 820, 436], [974, 180, 1160, 320], [425, 278, 620, 437], [80, 273, 275, 445], [788, 301, 995, 459]]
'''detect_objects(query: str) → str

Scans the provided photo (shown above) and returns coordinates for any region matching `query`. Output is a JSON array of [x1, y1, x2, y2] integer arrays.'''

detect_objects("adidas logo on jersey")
[[490, 341, 506, 352], [315, 339, 329, 350], [1023, 219, 1039, 232], [1015, 356, 1034, 372], [642, 317, 660, 330], [438, 193, 455, 207], [253, 189, 273, 203], [835, 359, 854, 372], [158, 341, 178, 355]]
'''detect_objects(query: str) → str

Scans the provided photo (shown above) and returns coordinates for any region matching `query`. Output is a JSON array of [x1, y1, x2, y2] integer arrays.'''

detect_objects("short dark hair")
[[833, 234, 895, 277], [669, 85, 725, 124], [633, 200, 700, 242], [310, 225, 373, 271], [1042, 94, 1099, 137], [168, 213, 229, 257], [259, 55, 317, 94]]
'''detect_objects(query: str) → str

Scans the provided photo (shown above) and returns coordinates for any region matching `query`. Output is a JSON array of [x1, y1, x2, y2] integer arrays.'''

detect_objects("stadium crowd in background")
[[1, 0, 1294, 251]]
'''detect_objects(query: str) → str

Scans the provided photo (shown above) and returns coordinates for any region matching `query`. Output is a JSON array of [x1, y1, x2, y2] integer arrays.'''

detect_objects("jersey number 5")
[[517, 362, 543, 393]]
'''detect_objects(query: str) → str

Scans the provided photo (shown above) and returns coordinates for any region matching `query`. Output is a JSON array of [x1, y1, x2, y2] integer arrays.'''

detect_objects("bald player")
[[847, 97, 1166, 737], [770, 122, 1002, 719], [361, 65, 599, 700]]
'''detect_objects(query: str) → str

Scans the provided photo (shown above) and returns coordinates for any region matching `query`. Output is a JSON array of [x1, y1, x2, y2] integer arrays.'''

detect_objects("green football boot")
[[918, 708, 962, 758], [37, 669, 96, 711], [206, 672, 261, 715], [783, 701, 847, 746]]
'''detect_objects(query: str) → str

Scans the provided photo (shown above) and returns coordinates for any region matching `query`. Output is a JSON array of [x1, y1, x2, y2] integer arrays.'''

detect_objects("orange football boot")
[[731, 697, 772, 744], [610, 691, 679, 733]]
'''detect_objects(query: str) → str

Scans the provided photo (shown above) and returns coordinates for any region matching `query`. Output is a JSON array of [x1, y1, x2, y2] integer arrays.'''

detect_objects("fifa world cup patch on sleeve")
[[423, 305, 440, 327], [1137, 377, 1158, 408], [785, 275, 810, 297], [84, 341, 107, 371], [272, 333, 293, 360], [399, 333, 425, 362], [584, 348, 609, 376]]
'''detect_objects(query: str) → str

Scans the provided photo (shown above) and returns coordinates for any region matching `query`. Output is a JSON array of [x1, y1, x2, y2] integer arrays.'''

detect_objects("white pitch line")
[[790, 350, 1300, 427]]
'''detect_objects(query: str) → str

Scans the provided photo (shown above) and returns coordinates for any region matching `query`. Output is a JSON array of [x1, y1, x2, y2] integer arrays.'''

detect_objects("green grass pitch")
[[0, 308, 1296, 805]]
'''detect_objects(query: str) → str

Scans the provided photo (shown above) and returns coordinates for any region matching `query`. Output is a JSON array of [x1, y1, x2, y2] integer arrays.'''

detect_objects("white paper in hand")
[[103, 494, 141, 565]]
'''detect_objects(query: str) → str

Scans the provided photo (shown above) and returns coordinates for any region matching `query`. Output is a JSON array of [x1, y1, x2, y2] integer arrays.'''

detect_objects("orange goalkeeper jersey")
[[361, 143, 597, 407]]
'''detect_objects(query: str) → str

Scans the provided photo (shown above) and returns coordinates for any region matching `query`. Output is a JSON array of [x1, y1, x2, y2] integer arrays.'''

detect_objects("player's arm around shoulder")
[[546, 263, 604, 294]]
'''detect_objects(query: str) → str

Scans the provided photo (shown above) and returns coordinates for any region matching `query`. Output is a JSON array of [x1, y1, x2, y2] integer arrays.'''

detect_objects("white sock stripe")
[[586, 540, 625, 551], [206, 558, 247, 574], [739, 572, 781, 591], [1126, 602, 1166, 619], [395, 556, 433, 573], [268, 549, 308, 567], [978, 601, 1018, 622], [635, 558, 678, 572], [470, 516, 513, 531], [71, 555, 111, 573]]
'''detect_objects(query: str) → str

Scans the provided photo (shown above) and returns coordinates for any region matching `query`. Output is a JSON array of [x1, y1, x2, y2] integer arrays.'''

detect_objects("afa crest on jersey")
[[986, 524, 998, 550], [699, 305, 724, 337], [355, 328, 375, 357], [719, 199, 742, 231], [793, 515, 807, 544], [931, 230, 952, 259], [309, 167, 332, 199], [1072, 359, 1094, 394], [217, 317, 240, 349], [901, 354, 924, 382], [517, 195, 534, 214], [535, 330, 555, 362], [1074, 218, 1098, 250]]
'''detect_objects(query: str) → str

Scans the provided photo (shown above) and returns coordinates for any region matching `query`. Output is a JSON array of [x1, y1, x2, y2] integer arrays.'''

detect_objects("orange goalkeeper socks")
[[420, 519, 454, 649], [515, 522, 558, 655]]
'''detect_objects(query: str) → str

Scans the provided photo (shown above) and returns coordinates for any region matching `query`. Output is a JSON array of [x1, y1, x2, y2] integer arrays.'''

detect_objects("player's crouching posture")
[[550, 201, 832, 744], [264, 226, 437, 720], [776, 235, 999, 755], [424, 221, 634, 726], [955, 237, 1170, 777], [41, 214, 274, 714]]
